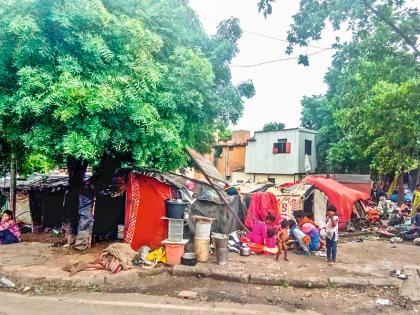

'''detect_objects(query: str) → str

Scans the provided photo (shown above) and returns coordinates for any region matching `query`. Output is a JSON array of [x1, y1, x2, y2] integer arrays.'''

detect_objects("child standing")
[[325, 206, 339, 263], [0, 210, 21, 245], [276, 220, 290, 261]]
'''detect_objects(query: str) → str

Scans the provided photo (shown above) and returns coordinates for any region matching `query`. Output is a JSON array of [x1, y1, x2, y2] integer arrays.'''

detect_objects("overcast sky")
[[189, 0, 338, 133]]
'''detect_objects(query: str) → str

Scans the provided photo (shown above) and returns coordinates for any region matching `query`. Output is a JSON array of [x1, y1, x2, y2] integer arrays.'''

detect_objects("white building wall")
[[245, 129, 299, 174], [245, 128, 317, 175], [298, 129, 318, 173]]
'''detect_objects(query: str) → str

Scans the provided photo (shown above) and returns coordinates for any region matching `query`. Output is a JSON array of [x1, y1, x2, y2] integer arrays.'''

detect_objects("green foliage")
[[262, 122, 286, 132], [219, 129, 232, 141], [294, 1, 420, 174], [0, 0, 254, 173]]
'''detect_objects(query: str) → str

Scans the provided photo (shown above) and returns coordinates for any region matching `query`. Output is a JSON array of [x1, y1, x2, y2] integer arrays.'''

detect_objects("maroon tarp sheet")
[[124, 173, 171, 250]]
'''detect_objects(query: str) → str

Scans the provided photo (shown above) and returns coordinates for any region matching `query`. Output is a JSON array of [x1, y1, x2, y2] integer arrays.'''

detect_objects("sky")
[[189, 0, 338, 133]]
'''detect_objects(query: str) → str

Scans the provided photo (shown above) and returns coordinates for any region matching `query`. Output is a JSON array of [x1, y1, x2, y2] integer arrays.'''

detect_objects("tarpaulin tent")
[[124, 170, 247, 251], [303, 176, 370, 229]]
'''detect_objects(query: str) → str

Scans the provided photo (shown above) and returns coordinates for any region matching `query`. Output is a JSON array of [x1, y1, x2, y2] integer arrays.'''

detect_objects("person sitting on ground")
[[288, 219, 310, 256], [325, 205, 339, 263], [276, 219, 290, 261], [0, 210, 21, 245], [245, 212, 276, 245], [294, 210, 322, 251], [263, 227, 279, 255]]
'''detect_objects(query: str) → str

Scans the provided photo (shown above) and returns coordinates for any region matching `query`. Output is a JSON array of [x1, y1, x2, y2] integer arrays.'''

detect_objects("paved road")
[[0, 291, 319, 315]]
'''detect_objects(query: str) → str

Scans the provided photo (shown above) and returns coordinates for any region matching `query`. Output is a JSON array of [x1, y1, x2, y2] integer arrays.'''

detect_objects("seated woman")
[[288, 220, 310, 256], [294, 210, 322, 251], [0, 210, 21, 245], [242, 213, 277, 254]]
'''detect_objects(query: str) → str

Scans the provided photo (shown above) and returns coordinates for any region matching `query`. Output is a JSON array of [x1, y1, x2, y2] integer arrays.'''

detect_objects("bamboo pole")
[[10, 154, 17, 219]]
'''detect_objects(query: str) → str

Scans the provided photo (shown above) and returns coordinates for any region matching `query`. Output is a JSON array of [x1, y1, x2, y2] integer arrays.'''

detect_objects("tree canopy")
[[0, 0, 254, 174], [261, 122, 286, 132], [259, 0, 419, 175]]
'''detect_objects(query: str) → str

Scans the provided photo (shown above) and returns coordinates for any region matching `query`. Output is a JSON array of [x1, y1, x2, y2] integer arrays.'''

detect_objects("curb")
[[171, 265, 402, 289], [0, 267, 166, 290]]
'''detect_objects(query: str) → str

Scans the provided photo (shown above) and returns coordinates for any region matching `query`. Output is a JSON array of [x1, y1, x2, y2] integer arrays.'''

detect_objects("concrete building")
[[233, 128, 318, 184]]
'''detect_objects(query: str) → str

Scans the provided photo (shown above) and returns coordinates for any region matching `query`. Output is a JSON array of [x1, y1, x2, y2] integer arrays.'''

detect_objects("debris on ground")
[[0, 277, 15, 288], [376, 298, 391, 306], [178, 290, 198, 300]]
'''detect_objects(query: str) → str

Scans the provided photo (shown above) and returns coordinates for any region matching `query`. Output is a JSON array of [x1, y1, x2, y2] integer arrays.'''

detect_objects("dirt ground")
[[5, 274, 415, 315]]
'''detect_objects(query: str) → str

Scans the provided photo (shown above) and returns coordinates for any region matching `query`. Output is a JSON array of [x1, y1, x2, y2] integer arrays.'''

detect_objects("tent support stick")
[[197, 168, 249, 232]]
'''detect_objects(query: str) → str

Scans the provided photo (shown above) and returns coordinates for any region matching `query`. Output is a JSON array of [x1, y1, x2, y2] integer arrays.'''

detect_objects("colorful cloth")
[[245, 192, 279, 228], [412, 190, 420, 217], [246, 222, 267, 245], [125, 173, 171, 250], [0, 219, 21, 239]]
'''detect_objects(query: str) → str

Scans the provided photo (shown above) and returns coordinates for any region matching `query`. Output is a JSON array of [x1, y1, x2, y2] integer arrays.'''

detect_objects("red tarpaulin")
[[245, 191, 280, 228], [124, 172, 171, 250], [303, 176, 370, 228]]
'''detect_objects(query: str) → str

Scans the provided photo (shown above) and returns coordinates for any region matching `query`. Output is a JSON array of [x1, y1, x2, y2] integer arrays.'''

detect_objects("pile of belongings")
[[63, 243, 137, 275], [132, 246, 166, 268]]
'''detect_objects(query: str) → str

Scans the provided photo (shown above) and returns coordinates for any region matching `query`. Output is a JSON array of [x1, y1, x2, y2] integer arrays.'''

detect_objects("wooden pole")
[[195, 163, 249, 232], [10, 154, 17, 219]]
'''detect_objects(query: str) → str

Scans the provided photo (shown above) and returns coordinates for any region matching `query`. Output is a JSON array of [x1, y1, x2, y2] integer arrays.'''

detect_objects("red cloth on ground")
[[245, 192, 280, 228], [124, 173, 171, 250]]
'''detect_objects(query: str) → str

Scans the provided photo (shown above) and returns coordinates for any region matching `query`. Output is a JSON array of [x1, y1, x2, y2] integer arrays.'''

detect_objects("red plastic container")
[[165, 244, 185, 265]]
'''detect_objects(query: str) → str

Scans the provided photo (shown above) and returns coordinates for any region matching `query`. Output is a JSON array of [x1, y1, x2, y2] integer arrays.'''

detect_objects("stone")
[[22, 286, 31, 293], [178, 291, 198, 300]]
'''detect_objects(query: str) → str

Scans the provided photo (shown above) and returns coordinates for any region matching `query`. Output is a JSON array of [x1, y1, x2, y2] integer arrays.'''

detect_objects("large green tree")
[[0, 0, 254, 175], [259, 0, 419, 175]]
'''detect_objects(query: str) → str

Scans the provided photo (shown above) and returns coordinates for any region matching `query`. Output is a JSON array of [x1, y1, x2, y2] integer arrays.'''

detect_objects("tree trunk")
[[397, 170, 404, 206], [10, 154, 17, 219], [63, 157, 88, 237]]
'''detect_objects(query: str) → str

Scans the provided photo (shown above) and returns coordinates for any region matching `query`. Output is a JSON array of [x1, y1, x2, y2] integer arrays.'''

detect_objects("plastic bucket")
[[212, 233, 228, 249], [165, 244, 185, 265], [165, 200, 189, 219], [195, 221, 212, 239], [194, 238, 210, 262], [168, 219, 184, 242], [117, 225, 125, 240], [216, 248, 229, 265]]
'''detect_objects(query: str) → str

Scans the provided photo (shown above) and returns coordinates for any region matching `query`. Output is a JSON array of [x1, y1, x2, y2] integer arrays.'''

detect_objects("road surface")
[[0, 291, 319, 315]]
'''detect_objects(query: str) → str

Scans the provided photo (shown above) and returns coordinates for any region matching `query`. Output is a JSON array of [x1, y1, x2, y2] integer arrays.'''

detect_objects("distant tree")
[[262, 122, 286, 132]]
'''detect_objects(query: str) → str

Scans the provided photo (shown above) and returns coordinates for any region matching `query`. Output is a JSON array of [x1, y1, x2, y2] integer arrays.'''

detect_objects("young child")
[[325, 205, 339, 263], [276, 220, 290, 261], [0, 210, 21, 245]]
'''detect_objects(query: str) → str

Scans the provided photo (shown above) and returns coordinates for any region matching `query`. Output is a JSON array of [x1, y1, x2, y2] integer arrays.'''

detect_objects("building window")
[[304, 140, 312, 155], [268, 177, 276, 184], [273, 139, 291, 154]]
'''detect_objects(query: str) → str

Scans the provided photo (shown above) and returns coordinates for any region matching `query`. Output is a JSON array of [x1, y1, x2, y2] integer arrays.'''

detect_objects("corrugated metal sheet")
[[186, 147, 226, 183]]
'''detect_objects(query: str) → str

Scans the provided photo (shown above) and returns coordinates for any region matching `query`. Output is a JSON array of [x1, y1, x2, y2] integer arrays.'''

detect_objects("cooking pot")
[[181, 252, 197, 266], [240, 246, 251, 256]]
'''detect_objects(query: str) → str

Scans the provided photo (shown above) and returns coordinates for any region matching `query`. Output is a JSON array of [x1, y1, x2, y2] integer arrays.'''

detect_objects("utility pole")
[[10, 154, 17, 219]]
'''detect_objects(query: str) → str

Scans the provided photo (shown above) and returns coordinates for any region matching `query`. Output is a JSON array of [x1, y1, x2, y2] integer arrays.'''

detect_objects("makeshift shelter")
[[303, 176, 370, 229], [123, 169, 247, 251], [0, 174, 68, 226]]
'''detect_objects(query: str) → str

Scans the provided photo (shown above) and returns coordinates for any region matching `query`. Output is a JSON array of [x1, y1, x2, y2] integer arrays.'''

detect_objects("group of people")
[[244, 206, 339, 263]]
